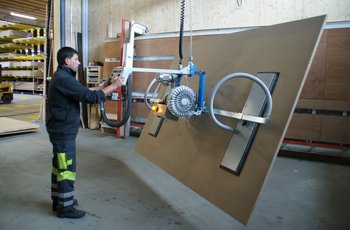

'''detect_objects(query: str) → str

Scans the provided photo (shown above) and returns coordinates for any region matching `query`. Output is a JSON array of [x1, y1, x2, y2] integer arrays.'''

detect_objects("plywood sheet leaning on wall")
[[136, 16, 326, 224]]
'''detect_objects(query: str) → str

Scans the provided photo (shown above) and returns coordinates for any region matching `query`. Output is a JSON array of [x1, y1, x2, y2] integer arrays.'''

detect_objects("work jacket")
[[46, 65, 105, 138]]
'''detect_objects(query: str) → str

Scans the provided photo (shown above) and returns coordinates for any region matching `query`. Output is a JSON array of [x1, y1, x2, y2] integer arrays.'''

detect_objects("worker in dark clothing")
[[46, 46, 123, 219]]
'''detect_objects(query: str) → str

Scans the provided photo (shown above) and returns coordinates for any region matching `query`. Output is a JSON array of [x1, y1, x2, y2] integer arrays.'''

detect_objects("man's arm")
[[101, 77, 123, 96], [89, 78, 123, 95], [89, 80, 108, 91]]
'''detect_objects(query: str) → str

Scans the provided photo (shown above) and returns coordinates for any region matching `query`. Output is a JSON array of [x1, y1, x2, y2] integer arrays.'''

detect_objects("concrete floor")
[[0, 94, 350, 229], [0, 127, 349, 230], [0, 93, 41, 122]]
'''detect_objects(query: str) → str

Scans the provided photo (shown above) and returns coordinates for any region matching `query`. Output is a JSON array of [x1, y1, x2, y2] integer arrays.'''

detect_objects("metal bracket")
[[220, 72, 279, 175], [148, 116, 165, 137]]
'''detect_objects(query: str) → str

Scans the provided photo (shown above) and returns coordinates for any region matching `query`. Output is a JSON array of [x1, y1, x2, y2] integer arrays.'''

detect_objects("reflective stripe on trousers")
[[49, 137, 76, 209]]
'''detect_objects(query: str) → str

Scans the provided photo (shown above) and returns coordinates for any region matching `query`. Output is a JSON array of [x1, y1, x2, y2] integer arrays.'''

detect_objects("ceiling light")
[[10, 12, 37, 20]]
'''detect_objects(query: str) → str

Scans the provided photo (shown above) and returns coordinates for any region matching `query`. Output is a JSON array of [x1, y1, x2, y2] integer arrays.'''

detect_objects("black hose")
[[178, 0, 185, 65], [100, 78, 132, 128]]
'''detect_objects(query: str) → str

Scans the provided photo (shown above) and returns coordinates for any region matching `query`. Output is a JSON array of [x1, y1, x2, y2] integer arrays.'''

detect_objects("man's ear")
[[64, 57, 70, 65]]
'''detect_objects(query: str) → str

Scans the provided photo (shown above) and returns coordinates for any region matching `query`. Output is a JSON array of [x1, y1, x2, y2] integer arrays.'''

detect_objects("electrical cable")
[[189, 0, 193, 62], [178, 0, 185, 65], [99, 78, 132, 128]]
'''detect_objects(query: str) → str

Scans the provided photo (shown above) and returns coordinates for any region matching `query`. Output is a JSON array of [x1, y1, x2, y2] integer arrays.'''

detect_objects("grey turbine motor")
[[167, 85, 197, 118]]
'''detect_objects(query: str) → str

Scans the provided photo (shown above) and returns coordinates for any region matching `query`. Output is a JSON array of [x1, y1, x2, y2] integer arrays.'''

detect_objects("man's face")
[[65, 53, 80, 72]]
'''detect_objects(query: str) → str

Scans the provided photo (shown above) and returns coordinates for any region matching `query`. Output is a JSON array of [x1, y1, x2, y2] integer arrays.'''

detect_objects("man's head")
[[57, 47, 80, 72]]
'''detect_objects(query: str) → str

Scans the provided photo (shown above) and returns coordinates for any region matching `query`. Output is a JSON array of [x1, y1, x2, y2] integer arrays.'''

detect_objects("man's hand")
[[101, 76, 124, 96], [112, 76, 124, 89]]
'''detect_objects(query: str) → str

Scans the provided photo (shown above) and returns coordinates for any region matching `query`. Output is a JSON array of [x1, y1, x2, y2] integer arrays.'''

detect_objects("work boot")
[[57, 207, 86, 219], [52, 199, 78, 211]]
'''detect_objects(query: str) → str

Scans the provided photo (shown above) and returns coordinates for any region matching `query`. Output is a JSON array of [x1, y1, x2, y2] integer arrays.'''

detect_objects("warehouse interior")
[[0, 0, 349, 229]]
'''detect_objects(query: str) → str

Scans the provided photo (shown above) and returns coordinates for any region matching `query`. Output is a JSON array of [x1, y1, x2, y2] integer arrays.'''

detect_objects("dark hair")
[[57, 47, 78, 66]]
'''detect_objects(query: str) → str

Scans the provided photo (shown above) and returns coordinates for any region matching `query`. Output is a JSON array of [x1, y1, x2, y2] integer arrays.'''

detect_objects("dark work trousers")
[[49, 136, 77, 211]]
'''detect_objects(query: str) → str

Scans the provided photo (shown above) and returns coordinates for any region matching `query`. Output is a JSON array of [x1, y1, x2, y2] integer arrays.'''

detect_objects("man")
[[46, 47, 123, 219]]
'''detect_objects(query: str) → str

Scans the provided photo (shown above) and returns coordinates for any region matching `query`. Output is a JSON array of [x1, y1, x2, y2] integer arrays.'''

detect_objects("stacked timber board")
[[0, 117, 39, 135]]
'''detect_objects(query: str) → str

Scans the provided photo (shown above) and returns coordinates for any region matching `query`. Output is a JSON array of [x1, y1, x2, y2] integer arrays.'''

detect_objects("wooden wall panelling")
[[131, 61, 173, 121], [130, 38, 179, 122], [134, 37, 179, 56], [321, 116, 350, 143], [132, 60, 174, 91], [104, 40, 121, 58], [285, 114, 322, 140], [323, 99, 350, 111], [300, 30, 327, 99], [296, 99, 324, 109], [103, 62, 117, 80], [105, 100, 118, 117], [324, 28, 350, 101], [136, 16, 326, 224], [288, 28, 350, 143], [103, 40, 120, 80], [287, 112, 350, 144], [130, 103, 149, 122], [130, 36, 209, 122], [132, 37, 179, 92]]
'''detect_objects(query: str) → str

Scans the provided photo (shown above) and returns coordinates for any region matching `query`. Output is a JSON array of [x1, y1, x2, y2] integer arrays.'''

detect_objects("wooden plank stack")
[[0, 117, 39, 136]]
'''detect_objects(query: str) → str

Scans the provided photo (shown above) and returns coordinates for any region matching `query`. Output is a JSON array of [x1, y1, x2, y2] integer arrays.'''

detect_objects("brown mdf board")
[[0, 117, 39, 136], [136, 15, 326, 224]]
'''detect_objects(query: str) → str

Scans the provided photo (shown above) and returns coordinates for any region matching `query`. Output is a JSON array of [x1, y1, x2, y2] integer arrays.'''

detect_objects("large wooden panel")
[[136, 16, 326, 224]]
